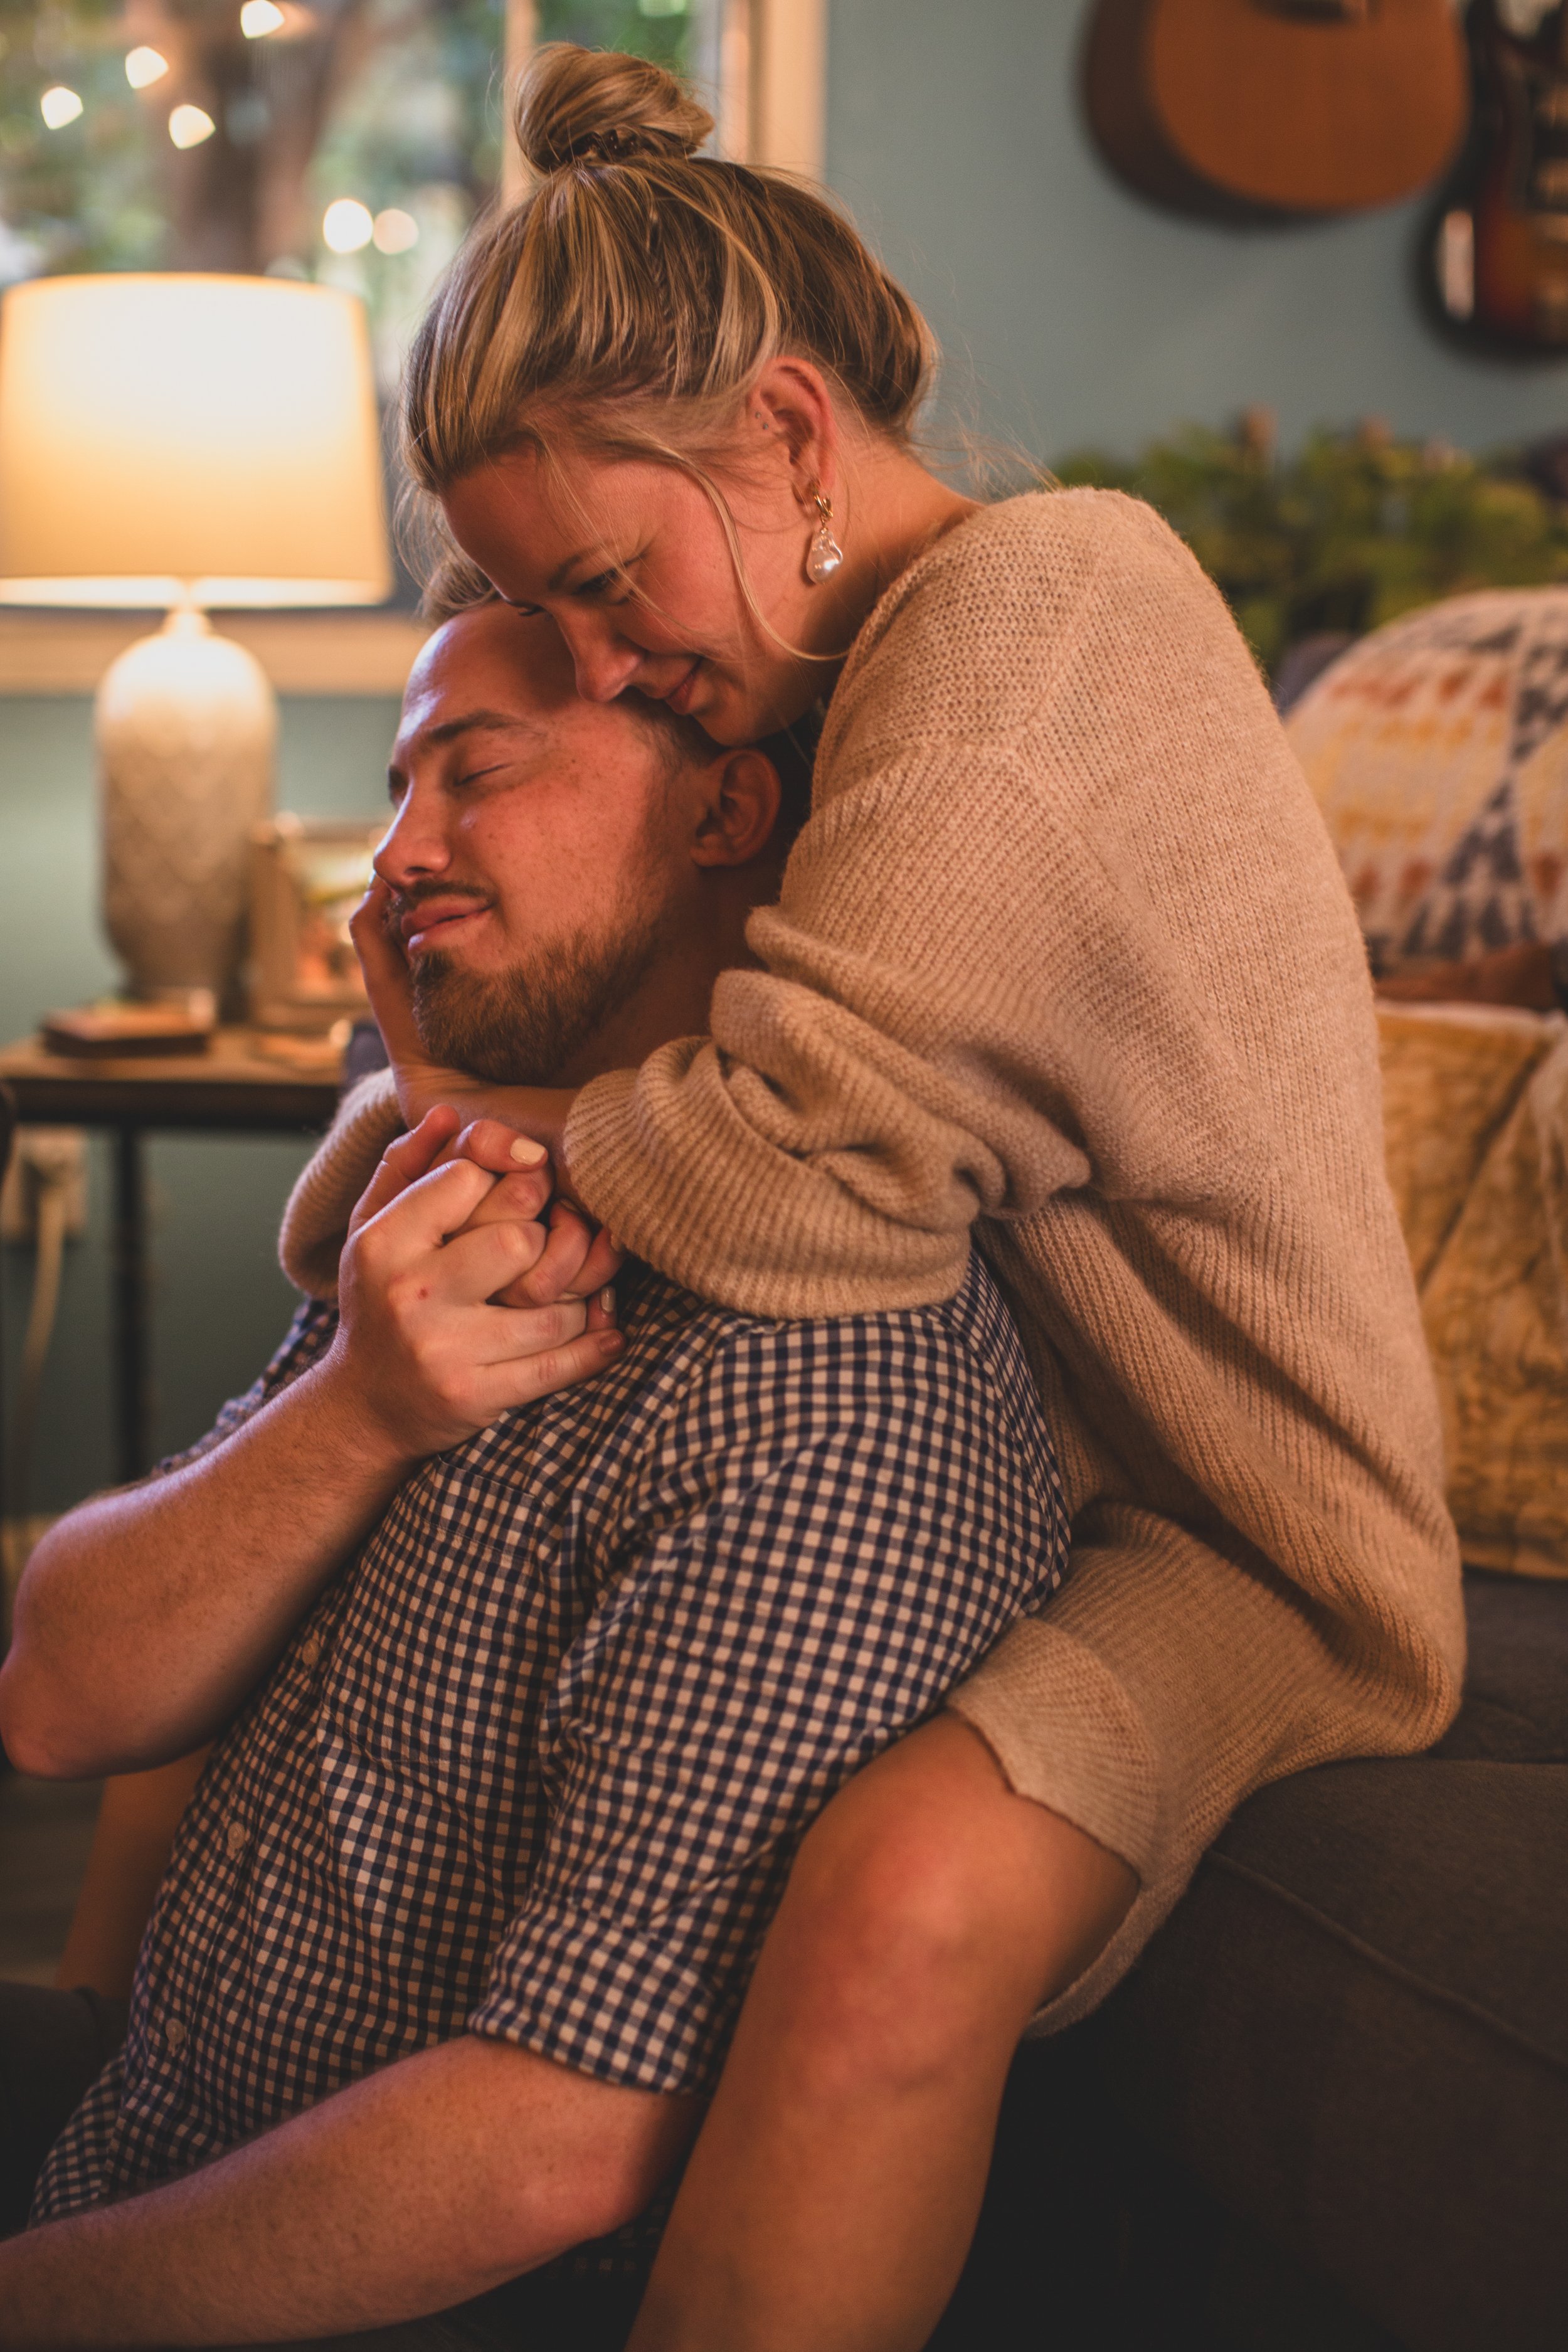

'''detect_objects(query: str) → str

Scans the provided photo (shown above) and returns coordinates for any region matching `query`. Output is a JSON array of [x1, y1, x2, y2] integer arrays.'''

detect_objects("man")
[[0, 603, 1067, 2348]]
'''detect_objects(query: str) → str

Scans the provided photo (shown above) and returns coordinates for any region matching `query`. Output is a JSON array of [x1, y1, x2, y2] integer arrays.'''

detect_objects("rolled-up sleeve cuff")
[[467, 1907, 731, 2097]]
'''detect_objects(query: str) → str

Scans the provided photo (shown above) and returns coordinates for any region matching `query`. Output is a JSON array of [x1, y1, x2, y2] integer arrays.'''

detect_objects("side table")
[[0, 1030, 339, 1488]]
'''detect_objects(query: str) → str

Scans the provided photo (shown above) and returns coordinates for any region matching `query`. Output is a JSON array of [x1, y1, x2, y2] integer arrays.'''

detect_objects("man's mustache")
[[380, 883, 490, 940]]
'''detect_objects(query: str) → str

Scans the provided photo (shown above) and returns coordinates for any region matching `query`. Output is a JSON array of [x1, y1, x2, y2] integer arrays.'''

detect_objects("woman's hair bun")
[[515, 43, 714, 174]]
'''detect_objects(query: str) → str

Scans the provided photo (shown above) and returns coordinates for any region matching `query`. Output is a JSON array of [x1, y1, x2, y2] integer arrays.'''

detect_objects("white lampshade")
[[0, 273, 392, 607]]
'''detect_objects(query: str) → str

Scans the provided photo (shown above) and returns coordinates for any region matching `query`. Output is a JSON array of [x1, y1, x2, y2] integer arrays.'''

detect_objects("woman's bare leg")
[[628, 1714, 1136, 2352]]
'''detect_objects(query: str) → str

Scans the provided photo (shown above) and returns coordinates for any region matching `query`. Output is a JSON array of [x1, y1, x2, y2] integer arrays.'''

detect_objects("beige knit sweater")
[[280, 490, 1465, 2028]]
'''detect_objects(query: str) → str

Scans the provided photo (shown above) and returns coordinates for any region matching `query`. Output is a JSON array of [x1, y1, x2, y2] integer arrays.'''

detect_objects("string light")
[[125, 46, 170, 88], [241, 1, 286, 35], [40, 87, 84, 129], [371, 208, 419, 255], [322, 198, 374, 253], [169, 105, 217, 149]]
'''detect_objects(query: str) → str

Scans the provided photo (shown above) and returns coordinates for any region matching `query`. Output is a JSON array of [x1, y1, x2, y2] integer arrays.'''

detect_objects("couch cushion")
[[1089, 1574, 1568, 2352], [1436, 1568, 1568, 1761]]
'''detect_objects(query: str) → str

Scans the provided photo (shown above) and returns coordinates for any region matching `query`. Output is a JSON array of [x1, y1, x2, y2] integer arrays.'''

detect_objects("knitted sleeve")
[[279, 1069, 403, 1298]]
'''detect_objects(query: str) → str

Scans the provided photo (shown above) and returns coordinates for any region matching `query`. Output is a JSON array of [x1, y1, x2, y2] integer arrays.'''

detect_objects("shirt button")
[[299, 1634, 321, 1668], [164, 2018, 186, 2052], [225, 1821, 248, 1859]]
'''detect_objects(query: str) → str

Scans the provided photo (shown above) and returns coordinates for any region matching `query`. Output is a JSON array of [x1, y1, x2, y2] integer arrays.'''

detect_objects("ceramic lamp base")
[[95, 605, 275, 1007]]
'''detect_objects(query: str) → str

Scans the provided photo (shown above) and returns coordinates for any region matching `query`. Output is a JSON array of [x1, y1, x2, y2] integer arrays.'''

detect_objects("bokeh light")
[[125, 48, 170, 90], [169, 106, 218, 150], [322, 198, 374, 255], [40, 88, 84, 130], [371, 208, 420, 255]]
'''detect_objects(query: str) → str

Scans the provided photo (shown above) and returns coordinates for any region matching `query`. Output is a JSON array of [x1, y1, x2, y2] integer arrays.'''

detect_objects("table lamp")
[[0, 273, 392, 1013]]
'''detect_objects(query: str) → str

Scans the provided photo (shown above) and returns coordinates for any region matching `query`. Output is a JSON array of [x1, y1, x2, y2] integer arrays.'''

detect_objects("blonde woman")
[[283, 45, 1463, 2350]]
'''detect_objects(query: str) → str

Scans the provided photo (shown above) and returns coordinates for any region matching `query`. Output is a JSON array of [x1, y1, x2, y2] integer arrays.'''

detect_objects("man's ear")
[[691, 748, 782, 870]]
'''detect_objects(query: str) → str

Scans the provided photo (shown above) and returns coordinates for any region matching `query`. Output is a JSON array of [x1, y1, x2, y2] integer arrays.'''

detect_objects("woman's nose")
[[553, 610, 644, 704]]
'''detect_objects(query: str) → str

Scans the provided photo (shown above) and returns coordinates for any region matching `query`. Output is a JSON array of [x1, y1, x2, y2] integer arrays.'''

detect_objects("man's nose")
[[551, 609, 644, 704], [373, 786, 450, 888]]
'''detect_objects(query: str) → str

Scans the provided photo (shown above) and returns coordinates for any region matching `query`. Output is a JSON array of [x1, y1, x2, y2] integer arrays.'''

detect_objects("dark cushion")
[[1434, 1569, 1568, 1762], [1089, 1572, 1568, 2352]]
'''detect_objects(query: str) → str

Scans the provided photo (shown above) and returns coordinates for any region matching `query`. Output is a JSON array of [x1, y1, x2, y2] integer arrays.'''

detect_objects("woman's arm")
[[629, 1716, 1135, 2352]]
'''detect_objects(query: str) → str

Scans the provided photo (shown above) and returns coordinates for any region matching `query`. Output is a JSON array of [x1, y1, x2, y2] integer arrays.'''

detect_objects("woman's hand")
[[435, 1119, 623, 1311], [350, 880, 580, 1163], [333, 1110, 623, 1462]]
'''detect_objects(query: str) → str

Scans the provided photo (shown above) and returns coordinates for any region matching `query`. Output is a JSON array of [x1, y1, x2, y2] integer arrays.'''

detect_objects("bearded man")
[[0, 603, 1068, 2349]]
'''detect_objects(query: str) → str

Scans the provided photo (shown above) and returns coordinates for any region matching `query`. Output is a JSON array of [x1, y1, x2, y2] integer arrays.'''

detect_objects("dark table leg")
[[110, 1126, 152, 1483]]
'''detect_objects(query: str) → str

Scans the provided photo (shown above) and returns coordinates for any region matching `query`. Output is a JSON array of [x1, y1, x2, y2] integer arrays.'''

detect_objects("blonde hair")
[[400, 42, 937, 509]]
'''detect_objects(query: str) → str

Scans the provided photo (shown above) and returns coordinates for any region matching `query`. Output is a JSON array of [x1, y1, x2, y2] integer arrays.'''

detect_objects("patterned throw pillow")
[[1286, 589, 1568, 977], [1379, 1004, 1568, 1579]]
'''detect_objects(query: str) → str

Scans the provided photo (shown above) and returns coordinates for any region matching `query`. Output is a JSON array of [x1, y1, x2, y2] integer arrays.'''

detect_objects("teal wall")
[[826, 0, 1568, 460], [1, 698, 399, 1509]]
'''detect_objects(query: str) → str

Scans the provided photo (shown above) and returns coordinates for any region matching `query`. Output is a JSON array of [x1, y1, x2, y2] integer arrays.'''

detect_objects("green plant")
[[1054, 420, 1568, 675]]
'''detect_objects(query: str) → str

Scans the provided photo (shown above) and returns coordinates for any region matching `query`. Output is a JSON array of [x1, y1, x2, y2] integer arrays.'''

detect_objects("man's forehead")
[[400, 606, 569, 729], [392, 601, 673, 771]]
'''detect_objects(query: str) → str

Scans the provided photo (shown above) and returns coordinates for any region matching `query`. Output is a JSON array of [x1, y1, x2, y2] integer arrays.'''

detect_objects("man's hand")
[[326, 1108, 624, 1463], [347, 1102, 624, 1327], [351, 879, 580, 1163]]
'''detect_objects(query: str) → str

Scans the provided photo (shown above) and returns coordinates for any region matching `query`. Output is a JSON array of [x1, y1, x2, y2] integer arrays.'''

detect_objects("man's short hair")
[[422, 559, 819, 852]]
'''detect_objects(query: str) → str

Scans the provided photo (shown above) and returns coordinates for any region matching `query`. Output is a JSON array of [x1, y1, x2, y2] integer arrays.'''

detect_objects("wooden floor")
[[0, 1769, 98, 1986]]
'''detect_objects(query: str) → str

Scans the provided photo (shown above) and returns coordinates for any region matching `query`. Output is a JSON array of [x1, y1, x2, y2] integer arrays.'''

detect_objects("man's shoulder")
[[646, 1251, 1045, 1457], [596, 1254, 1063, 1569]]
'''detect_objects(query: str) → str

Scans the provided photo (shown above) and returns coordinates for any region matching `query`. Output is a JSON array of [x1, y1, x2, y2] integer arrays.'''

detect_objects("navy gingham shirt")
[[36, 1253, 1067, 2225]]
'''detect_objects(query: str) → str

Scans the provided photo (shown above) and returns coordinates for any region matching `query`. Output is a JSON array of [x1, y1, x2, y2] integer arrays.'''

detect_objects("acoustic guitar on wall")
[[1084, 0, 1470, 221], [1426, 0, 1568, 351]]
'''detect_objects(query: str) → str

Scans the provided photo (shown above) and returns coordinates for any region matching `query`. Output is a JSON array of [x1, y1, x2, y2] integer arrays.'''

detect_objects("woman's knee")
[[758, 1718, 1083, 2089]]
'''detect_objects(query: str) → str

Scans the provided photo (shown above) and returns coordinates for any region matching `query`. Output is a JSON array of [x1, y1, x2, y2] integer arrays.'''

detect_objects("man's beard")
[[410, 898, 675, 1086]]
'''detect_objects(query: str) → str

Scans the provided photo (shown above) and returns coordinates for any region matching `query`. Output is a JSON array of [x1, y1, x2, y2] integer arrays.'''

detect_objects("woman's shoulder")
[[826, 487, 1222, 759]]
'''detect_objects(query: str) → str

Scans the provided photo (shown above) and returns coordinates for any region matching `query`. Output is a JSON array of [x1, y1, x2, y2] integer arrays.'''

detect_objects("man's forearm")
[[0, 1355, 413, 1777], [0, 2037, 691, 2349]]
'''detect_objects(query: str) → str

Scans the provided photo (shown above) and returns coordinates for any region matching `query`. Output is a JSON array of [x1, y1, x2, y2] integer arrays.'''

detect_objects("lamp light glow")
[[0, 273, 392, 608], [125, 46, 169, 89], [40, 87, 84, 129], [169, 104, 216, 149], [371, 207, 419, 255], [241, 1, 287, 34], [322, 198, 374, 253]]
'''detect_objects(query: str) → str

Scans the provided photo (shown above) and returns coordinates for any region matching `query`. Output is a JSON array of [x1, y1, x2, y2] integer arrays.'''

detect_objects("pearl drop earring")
[[805, 487, 844, 585]]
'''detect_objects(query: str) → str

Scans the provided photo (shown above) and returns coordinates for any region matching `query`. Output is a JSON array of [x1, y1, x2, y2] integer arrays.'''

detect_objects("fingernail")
[[509, 1136, 548, 1166], [600, 1330, 624, 1355], [605, 1231, 621, 1253], [599, 1286, 616, 1318]]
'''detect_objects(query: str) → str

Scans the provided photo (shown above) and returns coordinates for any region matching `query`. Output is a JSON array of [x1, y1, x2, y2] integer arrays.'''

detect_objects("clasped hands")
[[319, 881, 625, 1466]]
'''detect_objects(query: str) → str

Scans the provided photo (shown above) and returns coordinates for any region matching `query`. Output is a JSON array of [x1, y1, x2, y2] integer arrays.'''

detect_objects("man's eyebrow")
[[421, 708, 548, 746]]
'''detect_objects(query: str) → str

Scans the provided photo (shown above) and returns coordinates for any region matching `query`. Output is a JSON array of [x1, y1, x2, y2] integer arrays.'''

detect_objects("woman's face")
[[440, 434, 840, 746]]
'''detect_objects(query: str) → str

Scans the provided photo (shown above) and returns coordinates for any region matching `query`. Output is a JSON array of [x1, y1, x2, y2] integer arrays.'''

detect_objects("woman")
[[282, 43, 1463, 2349]]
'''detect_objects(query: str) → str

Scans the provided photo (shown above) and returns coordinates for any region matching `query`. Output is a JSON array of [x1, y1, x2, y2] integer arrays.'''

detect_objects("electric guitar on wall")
[[1425, 0, 1568, 349], [1084, 0, 1470, 221]]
